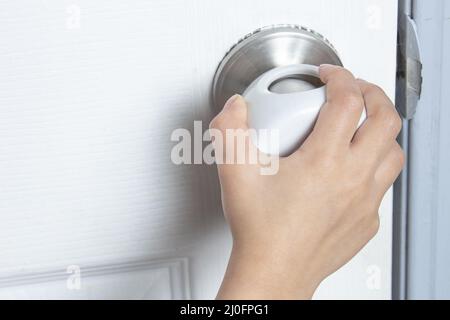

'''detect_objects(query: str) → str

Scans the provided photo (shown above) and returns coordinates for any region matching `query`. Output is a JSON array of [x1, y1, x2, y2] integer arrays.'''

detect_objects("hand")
[[210, 65, 404, 300]]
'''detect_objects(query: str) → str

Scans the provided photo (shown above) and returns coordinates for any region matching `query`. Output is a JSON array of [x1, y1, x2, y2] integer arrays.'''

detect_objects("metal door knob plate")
[[212, 25, 366, 156]]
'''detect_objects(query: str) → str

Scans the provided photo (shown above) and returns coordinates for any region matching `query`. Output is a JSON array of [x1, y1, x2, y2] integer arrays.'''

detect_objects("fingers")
[[209, 95, 260, 175], [352, 80, 402, 168], [308, 65, 365, 150], [375, 142, 405, 196]]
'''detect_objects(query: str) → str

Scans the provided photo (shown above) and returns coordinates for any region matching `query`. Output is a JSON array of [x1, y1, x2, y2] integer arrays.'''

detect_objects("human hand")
[[211, 65, 404, 300]]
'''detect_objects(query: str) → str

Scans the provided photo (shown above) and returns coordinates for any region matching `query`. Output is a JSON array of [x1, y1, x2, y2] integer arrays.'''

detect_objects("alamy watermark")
[[171, 121, 280, 176], [366, 265, 382, 291], [66, 265, 81, 290], [66, 4, 81, 30]]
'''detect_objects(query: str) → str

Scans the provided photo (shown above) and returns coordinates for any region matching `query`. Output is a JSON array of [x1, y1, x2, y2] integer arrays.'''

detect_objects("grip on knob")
[[244, 64, 366, 157]]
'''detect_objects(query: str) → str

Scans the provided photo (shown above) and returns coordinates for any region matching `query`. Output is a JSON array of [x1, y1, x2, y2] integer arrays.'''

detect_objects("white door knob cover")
[[244, 64, 367, 157]]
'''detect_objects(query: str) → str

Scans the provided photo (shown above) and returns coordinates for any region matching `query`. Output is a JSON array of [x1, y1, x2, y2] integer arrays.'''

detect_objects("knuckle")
[[306, 139, 334, 158], [323, 67, 353, 83], [332, 67, 352, 78], [336, 93, 363, 112], [358, 79, 387, 98], [389, 110, 403, 134], [379, 107, 402, 135], [365, 83, 384, 95], [395, 147, 406, 168], [369, 216, 381, 238], [345, 94, 363, 108]]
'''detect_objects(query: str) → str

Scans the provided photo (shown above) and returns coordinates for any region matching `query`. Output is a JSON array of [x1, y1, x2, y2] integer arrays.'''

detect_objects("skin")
[[210, 64, 405, 300]]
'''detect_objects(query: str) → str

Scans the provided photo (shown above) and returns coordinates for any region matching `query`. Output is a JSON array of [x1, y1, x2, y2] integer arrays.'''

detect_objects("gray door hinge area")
[[396, 11, 423, 120]]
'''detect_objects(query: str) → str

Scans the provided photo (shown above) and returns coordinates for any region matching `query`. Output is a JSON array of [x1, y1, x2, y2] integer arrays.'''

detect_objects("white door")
[[0, 0, 397, 299]]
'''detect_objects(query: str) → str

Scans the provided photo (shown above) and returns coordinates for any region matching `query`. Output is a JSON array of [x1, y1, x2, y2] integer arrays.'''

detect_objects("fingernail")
[[319, 64, 336, 73], [224, 94, 240, 109]]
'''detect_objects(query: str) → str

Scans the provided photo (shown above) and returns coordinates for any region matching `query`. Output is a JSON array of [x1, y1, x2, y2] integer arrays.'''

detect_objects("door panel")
[[0, 0, 397, 299]]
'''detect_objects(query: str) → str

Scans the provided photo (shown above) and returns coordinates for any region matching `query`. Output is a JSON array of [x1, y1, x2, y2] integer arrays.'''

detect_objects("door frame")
[[393, 0, 450, 300]]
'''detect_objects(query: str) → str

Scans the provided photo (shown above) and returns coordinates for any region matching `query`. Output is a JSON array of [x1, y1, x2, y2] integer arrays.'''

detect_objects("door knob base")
[[212, 24, 343, 112]]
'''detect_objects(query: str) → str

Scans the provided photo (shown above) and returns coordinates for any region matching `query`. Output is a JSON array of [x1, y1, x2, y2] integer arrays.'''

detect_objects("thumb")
[[209, 95, 259, 174], [210, 94, 249, 131]]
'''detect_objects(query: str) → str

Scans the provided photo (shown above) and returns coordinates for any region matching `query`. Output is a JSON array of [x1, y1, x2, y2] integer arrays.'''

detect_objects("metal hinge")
[[396, 8, 423, 120]]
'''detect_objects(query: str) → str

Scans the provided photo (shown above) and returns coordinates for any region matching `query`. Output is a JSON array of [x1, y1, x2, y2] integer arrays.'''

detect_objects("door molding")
[[0, 258, 190, 299], [393, 0, 450, 300]]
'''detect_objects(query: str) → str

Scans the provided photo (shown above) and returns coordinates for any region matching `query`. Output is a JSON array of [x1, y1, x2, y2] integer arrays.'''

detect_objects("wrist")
[[217, 244, 320, 300]]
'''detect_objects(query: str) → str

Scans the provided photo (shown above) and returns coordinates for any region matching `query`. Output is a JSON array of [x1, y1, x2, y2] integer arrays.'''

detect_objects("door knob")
[[212, 25, 366, 156]]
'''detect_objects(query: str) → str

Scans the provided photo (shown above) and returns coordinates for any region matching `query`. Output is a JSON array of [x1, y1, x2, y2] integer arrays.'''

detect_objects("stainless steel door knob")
[[212, 25, 365, 156], [212, 25, 343, 110]]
